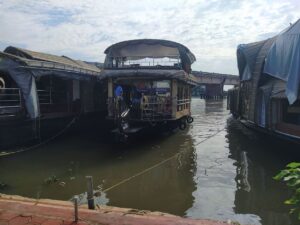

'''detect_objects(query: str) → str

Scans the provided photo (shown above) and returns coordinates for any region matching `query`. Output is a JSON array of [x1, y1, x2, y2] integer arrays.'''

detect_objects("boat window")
[[36, 76, 70, 114], [0, 71, 18, 89], [107, 56, 181, 69], [282, 100, 300, 125], [177, 83, 190, 111], [111, 80, 172, 120], [0, 71, 22, 116], [153, 81, 171, 96]]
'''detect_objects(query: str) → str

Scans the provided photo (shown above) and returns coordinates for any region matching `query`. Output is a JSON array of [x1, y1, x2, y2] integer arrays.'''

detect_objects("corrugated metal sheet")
[[4, 46, 101, 73]]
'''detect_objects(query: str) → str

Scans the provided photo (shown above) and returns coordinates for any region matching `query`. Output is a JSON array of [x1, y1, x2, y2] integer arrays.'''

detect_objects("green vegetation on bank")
[[274, 162, 300, 220]]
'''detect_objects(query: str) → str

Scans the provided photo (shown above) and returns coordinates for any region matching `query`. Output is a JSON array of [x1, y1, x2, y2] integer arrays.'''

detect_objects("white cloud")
[[0, 0, 299, 74]]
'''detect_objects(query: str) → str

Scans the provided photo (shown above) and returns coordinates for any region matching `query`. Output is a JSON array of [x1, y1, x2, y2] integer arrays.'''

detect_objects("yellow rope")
[[102, 127, 225, 193], [1, 120, 225, 195], [0, 117, 76, 157]]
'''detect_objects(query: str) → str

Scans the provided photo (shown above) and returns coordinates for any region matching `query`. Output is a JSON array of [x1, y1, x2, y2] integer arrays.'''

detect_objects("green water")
[[0, 99, 299, 225]]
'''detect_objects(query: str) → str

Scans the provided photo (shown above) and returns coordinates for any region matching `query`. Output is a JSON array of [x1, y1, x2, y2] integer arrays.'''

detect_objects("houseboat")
[[100, 39, 197, 135], [0, 47, 106, 149], [228, 19, 300, 144]]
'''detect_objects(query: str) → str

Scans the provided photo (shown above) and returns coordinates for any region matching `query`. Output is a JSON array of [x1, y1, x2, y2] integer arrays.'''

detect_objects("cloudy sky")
[[0, 0, 299, 74]]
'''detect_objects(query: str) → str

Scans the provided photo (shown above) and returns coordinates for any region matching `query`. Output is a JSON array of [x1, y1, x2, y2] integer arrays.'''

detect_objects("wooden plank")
[[176, 108, 189, 119]]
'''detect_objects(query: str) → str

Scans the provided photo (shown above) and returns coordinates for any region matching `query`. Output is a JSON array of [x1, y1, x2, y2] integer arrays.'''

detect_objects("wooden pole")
[[86, 176, 95, 210], [74, 196, 79, 222]]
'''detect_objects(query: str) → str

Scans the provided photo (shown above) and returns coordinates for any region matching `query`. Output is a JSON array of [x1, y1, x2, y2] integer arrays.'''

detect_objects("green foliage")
[[274, 162, 300, 220]]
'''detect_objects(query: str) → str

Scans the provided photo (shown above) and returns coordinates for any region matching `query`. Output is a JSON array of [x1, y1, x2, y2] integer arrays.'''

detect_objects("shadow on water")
[[227, 118, 300, 225], [0, 120, 197, 216], [1, 98, 300, 225], [105, 131, 197, 215]]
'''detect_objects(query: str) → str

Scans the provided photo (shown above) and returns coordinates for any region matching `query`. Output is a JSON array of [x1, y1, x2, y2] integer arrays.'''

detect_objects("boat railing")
[[0, 88, 22, 115], [177, 98, 190, 111], [108, 96, 172, 120], [37, 89, 68, 105], [106, 56, 181, 69], [140, 95, 172, 120]]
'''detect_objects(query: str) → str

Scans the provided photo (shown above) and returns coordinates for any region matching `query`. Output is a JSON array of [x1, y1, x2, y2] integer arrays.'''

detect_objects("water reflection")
[[1, 99, 300, 225], [227, 118, 300, 225], [0, 119, 197, 216], [105, 133, 197, 215], [186, 99, 248, 223]]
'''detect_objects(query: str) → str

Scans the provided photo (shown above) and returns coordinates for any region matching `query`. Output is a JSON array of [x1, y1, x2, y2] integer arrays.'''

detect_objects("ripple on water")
[[0, 98, 299, 225]]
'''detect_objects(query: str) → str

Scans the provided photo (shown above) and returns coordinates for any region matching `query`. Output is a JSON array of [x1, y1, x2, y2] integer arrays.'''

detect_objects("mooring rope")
[[102, 127, 225, 193], [0, 117, 77, 157]]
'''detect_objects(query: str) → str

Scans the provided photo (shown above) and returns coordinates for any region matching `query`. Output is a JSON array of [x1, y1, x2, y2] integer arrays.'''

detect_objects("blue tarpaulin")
[[237, 40, 267, 81], [264, 19, 300, 104], [0, 58, 39, 118]]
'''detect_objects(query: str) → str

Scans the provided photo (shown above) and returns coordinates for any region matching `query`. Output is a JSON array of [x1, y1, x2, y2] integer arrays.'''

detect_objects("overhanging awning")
[[237, 40, 267, 81]]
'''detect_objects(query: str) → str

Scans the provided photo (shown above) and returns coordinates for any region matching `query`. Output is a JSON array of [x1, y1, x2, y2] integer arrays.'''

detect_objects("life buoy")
[[0, 77, 5, 89], [187, 116, 194, 124]]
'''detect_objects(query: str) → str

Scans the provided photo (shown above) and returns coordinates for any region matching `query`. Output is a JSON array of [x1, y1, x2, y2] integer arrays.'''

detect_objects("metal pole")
[[86, 176, 95, 209], [50, 77, 52, 104], [18, 89, 22, 108], [74, 196, 78, 222]]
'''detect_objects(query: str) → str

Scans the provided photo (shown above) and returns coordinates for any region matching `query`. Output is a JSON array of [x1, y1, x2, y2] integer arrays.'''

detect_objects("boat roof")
[[237, 19, 300, 104], [99, 69, 199, 86], [4, 46, 101, 73], [104, 39, 196, 65]]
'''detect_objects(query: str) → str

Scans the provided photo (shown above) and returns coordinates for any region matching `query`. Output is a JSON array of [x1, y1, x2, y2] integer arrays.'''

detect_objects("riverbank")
[[0, 194, 234, 225]]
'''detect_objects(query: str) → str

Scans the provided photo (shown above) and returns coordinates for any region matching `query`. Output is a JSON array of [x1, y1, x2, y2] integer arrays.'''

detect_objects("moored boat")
[[0, 47, 106, 149], [228, 19, 300, 144], [101, 39, 197, 136]]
